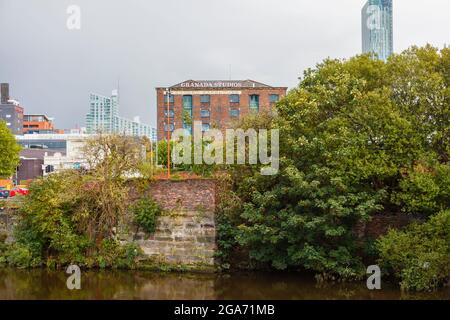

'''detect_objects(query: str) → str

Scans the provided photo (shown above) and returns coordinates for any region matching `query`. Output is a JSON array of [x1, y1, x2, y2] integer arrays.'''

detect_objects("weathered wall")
[[0, 209, 17, 244], [128, 179, 217, 270], [354, 214, 419, 239]]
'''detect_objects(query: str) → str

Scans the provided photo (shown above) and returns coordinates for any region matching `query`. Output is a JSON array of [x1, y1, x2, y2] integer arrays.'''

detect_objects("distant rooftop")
[[20, 149, 66, 160], [159, 79, 286, 90], [24, 114, 52, 122]]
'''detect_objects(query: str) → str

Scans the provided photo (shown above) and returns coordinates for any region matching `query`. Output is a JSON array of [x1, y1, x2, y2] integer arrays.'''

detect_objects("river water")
[[0, 269, 448, 300]]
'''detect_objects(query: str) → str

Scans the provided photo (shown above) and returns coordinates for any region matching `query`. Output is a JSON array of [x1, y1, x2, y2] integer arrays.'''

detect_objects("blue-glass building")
[[362, 0, 393, 61]]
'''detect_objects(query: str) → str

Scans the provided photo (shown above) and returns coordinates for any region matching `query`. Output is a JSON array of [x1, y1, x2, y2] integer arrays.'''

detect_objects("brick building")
[[156, 80, 288, 140]]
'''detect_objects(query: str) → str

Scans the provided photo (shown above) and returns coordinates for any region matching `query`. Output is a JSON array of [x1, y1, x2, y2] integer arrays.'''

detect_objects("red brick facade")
[[156, 80, 287, 141]]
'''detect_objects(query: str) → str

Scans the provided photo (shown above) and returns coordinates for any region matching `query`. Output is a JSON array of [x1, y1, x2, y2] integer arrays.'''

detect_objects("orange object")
[[0, 180, 13, 190], [23, 114, 54, 134], [166, 90, 171, 179]]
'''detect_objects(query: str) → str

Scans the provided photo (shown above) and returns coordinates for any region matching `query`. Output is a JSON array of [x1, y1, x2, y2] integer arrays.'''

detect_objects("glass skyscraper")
[[362, 0, 393, 61]]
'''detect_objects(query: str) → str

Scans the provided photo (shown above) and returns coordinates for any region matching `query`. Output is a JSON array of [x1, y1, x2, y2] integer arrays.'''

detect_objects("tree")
[[220, 46, 449, 280], [6, 134, 146, 268], [0, 121, 21, 178], [79, 134, 144, 243]]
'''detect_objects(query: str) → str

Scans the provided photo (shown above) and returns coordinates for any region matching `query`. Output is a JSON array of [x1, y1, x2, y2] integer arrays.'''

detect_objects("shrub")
[[0, 233, 8, 266], [132, 198, 162, 234], [377, 210, 450, 291], [97, 239, 142, 269], [392, 163, 450, 215], [219, 46, 449, 281], [5, 244, 42, 269]]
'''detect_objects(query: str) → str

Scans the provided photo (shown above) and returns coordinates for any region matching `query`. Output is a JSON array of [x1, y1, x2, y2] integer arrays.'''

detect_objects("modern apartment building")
[[86, 90, 156, 141], [156, 80, 288, 140], [86, 90, 119, 134], [23, 114, 64, 134], [0, 83, 24, 135], [362, 0, 394, 61], [115, 116, 156, 141]]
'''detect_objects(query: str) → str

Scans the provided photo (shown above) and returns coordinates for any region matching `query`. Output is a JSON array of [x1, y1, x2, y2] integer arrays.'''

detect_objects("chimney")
[[1, 83, 9, 104]]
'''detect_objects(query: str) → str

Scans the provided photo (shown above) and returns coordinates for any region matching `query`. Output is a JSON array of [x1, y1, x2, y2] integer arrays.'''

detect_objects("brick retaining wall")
[[129, 179, 217, 270]]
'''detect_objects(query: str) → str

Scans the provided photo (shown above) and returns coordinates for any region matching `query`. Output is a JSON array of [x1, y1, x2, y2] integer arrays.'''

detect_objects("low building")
[[16, 149, 63, 183], [156, 80, 288, 140], [16, 133, 91, 176], [23, 114, 64, 134]]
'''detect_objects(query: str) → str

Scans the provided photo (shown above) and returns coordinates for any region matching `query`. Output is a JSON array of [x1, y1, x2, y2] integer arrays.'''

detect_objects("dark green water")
[[0, 269, 448, 300]]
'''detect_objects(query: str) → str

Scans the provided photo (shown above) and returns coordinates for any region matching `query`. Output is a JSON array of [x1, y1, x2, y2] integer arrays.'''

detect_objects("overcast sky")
[[0, 0, 448, 128]]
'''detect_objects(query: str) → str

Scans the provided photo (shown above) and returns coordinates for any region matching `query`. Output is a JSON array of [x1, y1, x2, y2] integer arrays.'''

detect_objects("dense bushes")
[[0, 172, 144, 269], [218, 46, 449, 287], [0, 120, 21, 178], [391, 163, 450, 216], [377, 210, 450, 291], [0, 135, 147, 269], [132, 198, 162, 234]]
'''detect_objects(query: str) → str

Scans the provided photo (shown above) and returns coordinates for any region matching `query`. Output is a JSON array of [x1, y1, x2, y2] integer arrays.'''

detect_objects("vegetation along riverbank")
[[0, 46, 449, 293]]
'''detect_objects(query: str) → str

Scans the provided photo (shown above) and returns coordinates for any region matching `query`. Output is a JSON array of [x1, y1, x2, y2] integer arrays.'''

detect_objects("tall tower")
[[1, 83, 9, 104], [362, 0, 393, 61]]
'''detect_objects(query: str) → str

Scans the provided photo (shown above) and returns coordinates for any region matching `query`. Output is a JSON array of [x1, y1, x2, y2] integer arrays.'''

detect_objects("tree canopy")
[[219, 45, 449, 280], [0, 121, 21, 178]]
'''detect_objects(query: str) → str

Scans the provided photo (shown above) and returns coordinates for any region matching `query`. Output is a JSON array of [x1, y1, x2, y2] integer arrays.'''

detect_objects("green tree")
[[220, 46, 449, 280], [3, 134, 146, 268], [0, 121, 21, 178], [377, 210, 450, 291]]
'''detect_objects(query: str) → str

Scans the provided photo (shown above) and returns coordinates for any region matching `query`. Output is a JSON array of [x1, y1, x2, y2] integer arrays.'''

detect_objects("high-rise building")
[[362, 0, 393, 61], [156, 80, 288, 141], [86, 90, 156, 141], [0, 83, 24, 135], [86, 90, 119, 135]]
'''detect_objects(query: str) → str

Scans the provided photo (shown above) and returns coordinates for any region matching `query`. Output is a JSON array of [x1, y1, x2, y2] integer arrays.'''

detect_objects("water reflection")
[[0, 269, 448, 300]]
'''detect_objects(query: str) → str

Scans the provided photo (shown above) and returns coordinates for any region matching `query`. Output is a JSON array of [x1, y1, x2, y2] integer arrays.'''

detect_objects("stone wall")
[[354, 214, 420, 239], [130, 179, 217, 270], [0, 209, 17, 244]]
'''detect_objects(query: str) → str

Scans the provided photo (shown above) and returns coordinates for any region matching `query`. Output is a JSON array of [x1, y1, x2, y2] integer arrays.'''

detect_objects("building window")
[[200, 95, 210, 103], [45, 165, 55, 174], [183, 122, 192, 130], [202, 123, 210, 132], [182, 95, 193, 126], [164, 124, 174, 132], [164, 110, 174, 118], [269, 94, 280, 103], [249, 95, 260, 111], [183, 95, 193, 108], [201, 109, 210, 118], [229, 94, 240, 104], [164, 94, 175, 103], [229, 109, 240, 117]]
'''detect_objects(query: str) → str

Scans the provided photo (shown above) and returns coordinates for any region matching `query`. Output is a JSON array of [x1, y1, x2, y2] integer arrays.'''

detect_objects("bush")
[[377, 210, 450, 291], [97, 240, 142, 269], [219, 46, 449, 281], [132, 197, 162, 234], [5, 244, 42, 269], [392, 163, 450, 215]]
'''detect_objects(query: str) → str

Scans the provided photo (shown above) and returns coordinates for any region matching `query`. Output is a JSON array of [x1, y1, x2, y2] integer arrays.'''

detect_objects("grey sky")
[[0, 0, 448, 129]]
